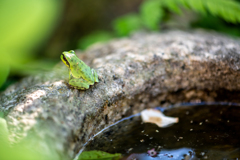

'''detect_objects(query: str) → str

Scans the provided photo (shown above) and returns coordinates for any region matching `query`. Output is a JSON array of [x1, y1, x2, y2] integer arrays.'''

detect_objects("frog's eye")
[[69, 50, 75, 54]]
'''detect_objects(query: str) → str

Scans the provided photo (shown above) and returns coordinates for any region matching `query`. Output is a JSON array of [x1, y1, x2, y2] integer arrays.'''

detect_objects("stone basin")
[[0, 30, 240, 159]]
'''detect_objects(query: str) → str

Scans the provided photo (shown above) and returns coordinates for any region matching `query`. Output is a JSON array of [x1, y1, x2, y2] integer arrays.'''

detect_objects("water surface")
[[82, 103, 240, 159]]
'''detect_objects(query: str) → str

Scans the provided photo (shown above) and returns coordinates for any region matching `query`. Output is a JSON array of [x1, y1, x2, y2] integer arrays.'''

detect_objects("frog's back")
[[77, 61, 95, 83]]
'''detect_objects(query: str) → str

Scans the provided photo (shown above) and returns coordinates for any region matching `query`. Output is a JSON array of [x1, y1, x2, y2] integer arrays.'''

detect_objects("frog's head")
[[61, 50, 76, 68]]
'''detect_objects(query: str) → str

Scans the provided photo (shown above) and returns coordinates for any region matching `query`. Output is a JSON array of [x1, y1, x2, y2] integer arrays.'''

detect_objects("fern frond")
[[184, 0, 206, 15], [140, 0, 240, 31], [112, 14, 142, 36], [205, 0, 240, 23], [140, 0, 164, 30], [165, 0, 240, 23], [116, 0, 240, 36], [161, 0, 182, 14]]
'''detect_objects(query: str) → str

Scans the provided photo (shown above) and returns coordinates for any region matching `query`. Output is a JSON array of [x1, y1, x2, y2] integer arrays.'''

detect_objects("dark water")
[[82, 103, 240, 160]]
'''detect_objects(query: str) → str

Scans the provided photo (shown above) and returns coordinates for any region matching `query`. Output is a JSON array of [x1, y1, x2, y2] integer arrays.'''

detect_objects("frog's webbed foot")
[[91, 69, 99, 83], [75, 87, 87, 90]]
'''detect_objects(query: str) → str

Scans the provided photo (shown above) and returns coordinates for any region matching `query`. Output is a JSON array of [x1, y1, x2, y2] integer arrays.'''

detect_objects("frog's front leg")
[[91, 69, 99, 82], [69, 70, 73, 80]]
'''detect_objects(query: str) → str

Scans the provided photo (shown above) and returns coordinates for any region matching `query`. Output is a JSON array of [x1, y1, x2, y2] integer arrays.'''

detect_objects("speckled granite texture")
[[1, 30, 240, 159]]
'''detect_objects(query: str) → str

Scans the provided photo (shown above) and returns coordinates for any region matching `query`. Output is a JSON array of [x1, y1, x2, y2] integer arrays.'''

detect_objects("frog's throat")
[[61, 54, 70, 68]]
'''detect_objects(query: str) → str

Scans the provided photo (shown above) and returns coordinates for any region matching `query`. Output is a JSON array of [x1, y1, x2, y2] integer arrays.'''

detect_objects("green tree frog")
[[60, 50, 99, 90]]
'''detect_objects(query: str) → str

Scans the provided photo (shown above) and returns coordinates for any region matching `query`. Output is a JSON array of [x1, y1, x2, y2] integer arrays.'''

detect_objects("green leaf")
[[186, 0, 206, 14], [0, 117, 9, 145], [0, 0, 62, 58], [140, 0, 164, 30], [176, 0, 240, 23], [112, 14, 142, 36], [78, 150, 121, 160], [162, 0, 182, 14], [0, 0, 63, 87]]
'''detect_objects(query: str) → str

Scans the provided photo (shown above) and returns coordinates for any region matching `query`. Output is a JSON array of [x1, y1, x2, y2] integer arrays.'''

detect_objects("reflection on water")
[[82, 103, 240, 160], [125, 148, 194, 160]]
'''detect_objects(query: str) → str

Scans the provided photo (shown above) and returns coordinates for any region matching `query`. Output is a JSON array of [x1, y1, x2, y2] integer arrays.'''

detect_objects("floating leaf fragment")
[[141, 109, 179, 128], [78, 150, 121, 160]]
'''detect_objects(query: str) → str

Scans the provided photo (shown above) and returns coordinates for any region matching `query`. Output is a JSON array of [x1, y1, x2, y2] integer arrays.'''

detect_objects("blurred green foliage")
[[140, 0, 163, 30], [78, 31, 114, 50], [119, 0, 240, 33], [0, 117, 59, 160], [192, 15, 240, 37], [80, 0, 240, 49], [0, 0, 63, 89], [113, 14, 142, 36]]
